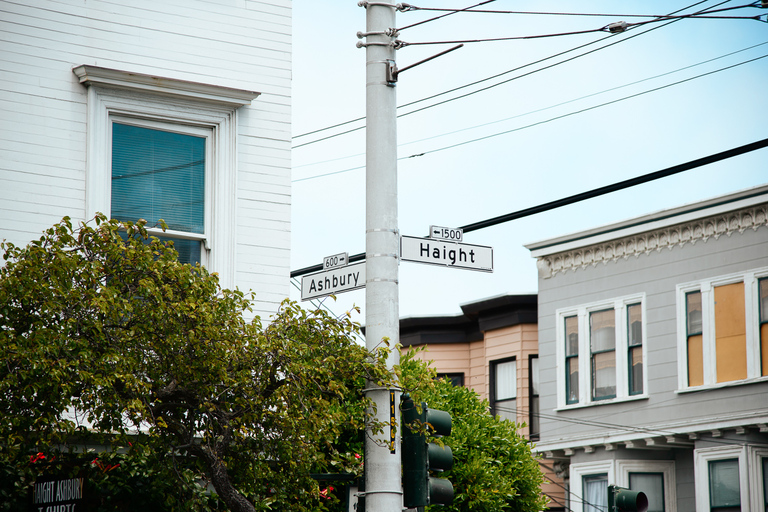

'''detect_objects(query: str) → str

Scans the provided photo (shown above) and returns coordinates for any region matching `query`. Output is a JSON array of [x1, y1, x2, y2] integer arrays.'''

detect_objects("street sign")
[[301, 261, 366, 301], [430, 225, 463, 242], [323, 252, 349, 270], [400, 235, 493, 272]]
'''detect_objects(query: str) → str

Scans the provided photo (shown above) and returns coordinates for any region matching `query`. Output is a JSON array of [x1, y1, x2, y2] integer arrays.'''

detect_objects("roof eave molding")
[[73, 65, 260, 107]]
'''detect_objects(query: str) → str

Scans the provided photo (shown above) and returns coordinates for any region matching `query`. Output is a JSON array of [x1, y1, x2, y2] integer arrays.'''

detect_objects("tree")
[[398, 351, 549, 512], [0, 216, 392, 512]]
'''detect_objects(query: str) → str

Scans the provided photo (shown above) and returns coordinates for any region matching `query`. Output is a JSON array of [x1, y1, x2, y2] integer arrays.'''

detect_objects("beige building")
[[400, 294, 566, 510]]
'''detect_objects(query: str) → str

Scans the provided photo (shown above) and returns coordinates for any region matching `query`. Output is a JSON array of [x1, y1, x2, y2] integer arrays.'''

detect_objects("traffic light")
[[401, 394, 454, 508], [608, 485, 648, 512]]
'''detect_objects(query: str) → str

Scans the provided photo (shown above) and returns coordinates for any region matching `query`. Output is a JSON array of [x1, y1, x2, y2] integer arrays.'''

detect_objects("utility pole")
[[361, 0, 401, 511]]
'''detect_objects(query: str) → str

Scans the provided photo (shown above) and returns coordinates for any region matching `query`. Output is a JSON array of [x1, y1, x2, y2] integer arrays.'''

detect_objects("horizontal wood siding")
[[0, 0, 292, 318], [537, 225, 768, 445]]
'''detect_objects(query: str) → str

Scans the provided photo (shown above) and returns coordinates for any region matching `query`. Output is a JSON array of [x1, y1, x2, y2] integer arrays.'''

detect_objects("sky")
[[290, 0, 768, 322]]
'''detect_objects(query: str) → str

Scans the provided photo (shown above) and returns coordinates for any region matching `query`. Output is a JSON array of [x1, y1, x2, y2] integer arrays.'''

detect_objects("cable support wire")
[[395, 0, 497, 32], [292, 0, 719, 144], [289, 136, 768, 278], [293, 48, 767, 182], [393, 4, 766, 48], [397, 2, 762, 18]]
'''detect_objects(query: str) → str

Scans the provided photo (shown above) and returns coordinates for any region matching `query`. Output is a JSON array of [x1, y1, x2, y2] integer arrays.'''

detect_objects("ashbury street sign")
[[301, 261, 366, 301], [400, 235, 493, 272]]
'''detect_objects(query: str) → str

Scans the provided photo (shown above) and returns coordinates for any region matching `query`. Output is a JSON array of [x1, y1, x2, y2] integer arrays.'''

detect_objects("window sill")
[[556, 393, 649, 411], [676, 375, 768, 394]]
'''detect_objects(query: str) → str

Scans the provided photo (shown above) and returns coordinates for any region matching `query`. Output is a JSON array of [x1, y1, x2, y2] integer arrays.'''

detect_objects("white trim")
[[77, 67, 248, 289], [526, 186, 768, 257], [570, 460, 615, 512], [555, 293, 648, 409], [694, 445, 749, 512], [747, 446, 768, 512], [615, 460, 676, 512], [73, 65, 260, 107], [676, 266, 768, 390]]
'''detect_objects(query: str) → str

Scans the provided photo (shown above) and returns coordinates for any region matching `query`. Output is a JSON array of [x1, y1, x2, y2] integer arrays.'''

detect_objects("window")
[[111, 121, 207, 265], [617, 461, 676, 512], [529, 355, 540, 439], [629, 473, 664, 512], [627, 303, 644, 395], [762, 457, 768, 512], [491, 358, 516, 422], [760, 278, 768, 377], [709, 459, 740, 512], [591, 309, 617, 400], [74, 65, 259, 289], [436, 373, 464, 387], [583, 474, 608, 512], [694, 446, 752, 512], [556, 294, 646, 408], [565, 315, 580, 404], [677, 267, 768, 390]]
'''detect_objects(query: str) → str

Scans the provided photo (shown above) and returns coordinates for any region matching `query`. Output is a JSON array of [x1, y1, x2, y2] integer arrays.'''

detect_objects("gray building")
[[526, 185, 768, 512]]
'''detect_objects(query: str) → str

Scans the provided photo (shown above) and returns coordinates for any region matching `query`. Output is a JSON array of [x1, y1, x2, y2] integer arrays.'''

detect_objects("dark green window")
[[627, 303, 643, 395], [112, 122, 206, 265], [565, 316, 579, 404], [709, 459, 740, 512], [590, 309, 616, 400]]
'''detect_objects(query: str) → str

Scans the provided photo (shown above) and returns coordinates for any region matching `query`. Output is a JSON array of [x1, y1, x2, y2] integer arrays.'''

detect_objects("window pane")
[[628, 304, 643, 346], [687, 291, 703, 336], [713, 283, 747, 383], [629, 473, 664, 512], [436, 373, 464, 387], [709, 459, 740, 509], [531, 357, 540, 396], [762, 457, 768, 512], [565, 316, 579, 356], [583, 474, 608, 512], [590, 310, 616, 352], [494, 398, 516, 422], [112, 123, 205, 234], [760, 279, 768, 377], [529, 357, 539, 438], [495, 360, 516, 400], [688, 334, 704, 387], [629, 346, 643, 395], [592, 351, 616, 399], [566, 356, 579, 404]]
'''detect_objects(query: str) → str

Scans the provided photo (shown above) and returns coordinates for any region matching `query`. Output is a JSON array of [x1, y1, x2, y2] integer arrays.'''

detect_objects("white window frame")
[[555, 293, 648, 409], [615, 460, 676, 512], [73, 65, 259, 289], [694, 446, 750, 512], [676, 266, 768, 391], [570, 460, 615, 512]]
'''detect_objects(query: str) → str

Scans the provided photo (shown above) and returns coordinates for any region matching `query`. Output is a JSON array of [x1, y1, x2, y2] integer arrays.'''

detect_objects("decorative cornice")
[[536, 203, 768, 279], [73, 65, 260, 107]]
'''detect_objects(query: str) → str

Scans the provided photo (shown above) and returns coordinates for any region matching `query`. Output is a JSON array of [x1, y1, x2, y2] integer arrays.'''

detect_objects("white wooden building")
[[0, 0, 292, 318]]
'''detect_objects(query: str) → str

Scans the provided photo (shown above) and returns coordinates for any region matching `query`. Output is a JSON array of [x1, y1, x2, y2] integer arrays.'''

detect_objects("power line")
[[289, 136, 768, 278], [292, 49, 767, 183], [292, 39, 767, 176], [401, 52, 768, 161], [292, 0, 720, 144]]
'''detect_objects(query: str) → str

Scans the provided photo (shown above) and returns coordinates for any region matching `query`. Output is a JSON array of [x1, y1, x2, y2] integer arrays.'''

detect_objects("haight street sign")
[[301, 261, 366, 301], [400, 235, 493, 272]]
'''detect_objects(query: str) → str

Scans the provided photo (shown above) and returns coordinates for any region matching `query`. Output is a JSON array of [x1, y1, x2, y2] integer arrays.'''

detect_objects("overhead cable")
[[293, 50, 767, 182], [289, 136, 768, 277], [293, 0, 716, 145]]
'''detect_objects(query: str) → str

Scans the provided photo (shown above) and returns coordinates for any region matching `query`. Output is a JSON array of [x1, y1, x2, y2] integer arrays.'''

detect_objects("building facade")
[[401, 294, 567, 509], [0, 0, 292, 317], [526, 185, 768, 512]]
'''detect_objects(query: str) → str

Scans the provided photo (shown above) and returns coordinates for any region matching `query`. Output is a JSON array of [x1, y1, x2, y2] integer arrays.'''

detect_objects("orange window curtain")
[[714, 282, 747, 383]]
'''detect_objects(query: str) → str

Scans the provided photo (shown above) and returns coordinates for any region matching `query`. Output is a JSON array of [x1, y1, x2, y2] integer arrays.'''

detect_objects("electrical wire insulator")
[[605, 21, 629, 33]]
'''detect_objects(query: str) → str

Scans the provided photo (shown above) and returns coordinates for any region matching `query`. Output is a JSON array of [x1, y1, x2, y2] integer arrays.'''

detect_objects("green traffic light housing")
[[401, 394, 454, 508], [608, 485, 649, 512]]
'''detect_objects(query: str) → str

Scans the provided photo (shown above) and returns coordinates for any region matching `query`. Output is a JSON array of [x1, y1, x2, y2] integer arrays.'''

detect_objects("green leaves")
[[0, 216, 393, 512], [399, 351, 548, 512]]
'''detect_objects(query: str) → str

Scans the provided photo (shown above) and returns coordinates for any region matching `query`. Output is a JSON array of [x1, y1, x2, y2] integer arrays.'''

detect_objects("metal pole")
[[363, 0, 401, 511]]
